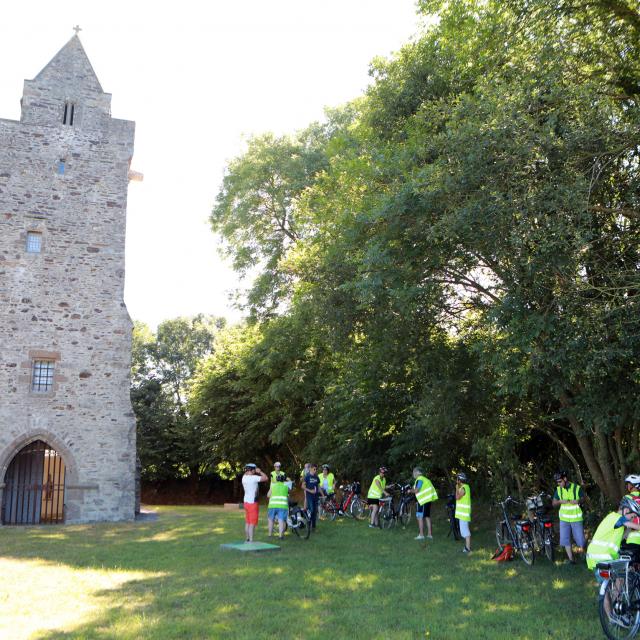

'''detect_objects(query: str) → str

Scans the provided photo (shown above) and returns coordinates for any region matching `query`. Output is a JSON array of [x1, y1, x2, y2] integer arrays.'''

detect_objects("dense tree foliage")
[[190, 0, 640, 501], [131, 315, 225, 483]]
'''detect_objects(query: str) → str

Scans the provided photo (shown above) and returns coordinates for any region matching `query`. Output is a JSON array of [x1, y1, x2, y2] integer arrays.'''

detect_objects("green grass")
[[0, 504, 599, 639]]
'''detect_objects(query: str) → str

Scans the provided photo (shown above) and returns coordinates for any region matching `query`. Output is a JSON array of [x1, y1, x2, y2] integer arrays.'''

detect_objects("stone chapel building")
[[0, 34, 138, 524]]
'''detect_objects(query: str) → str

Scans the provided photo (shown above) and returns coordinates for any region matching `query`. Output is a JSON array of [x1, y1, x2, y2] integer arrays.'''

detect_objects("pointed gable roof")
[[33, 35, 103, 93]]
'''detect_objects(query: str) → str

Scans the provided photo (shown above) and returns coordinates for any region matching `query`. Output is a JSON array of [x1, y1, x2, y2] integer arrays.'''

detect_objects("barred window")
[[26, 232, 42, 253], [32, 360, 55, 392]]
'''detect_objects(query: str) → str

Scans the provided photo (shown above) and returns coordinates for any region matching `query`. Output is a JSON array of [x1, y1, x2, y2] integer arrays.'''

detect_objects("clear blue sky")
[[0, 1, 422, 327]]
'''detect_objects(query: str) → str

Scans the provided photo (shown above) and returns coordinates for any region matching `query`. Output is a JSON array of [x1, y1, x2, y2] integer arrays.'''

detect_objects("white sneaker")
[[415, 535, 425, 540], [368, 524, 377, 529], [426, 535, 433, 540]]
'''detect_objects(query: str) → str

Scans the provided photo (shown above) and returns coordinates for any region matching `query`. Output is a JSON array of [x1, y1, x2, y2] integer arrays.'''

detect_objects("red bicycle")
[[318, 482, 366, 520]]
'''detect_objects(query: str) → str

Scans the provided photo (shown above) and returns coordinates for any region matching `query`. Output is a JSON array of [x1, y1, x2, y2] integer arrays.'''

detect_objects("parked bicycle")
[[318, 493, 340, 521], [495, 496, 536, 565], [526, 492, 555, 562], [378, 483, 414, 529], [446, 493, 461, 541], [596, 551, 640, 639], [286, 499, 311, 539], [397, 483, 416, 528], [340, 482, 367, 519]]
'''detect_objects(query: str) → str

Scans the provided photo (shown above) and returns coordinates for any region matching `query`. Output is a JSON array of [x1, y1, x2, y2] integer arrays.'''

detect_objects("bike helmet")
[[322, 464, 330, 470], [456, 472, 468, 483], [625, 474, 640, 487], [244, 463, 257, 471], [553, 470, 567, 482], [620, 496, 640, 517], [379, 466, 388, 473]]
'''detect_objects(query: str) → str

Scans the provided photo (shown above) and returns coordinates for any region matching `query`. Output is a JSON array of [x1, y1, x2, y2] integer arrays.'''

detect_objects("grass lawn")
[[0, 504, 599, 640]]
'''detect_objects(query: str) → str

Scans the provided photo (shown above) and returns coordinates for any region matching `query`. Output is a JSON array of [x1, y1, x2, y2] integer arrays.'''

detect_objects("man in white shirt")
[[241, 463, 268, 542]]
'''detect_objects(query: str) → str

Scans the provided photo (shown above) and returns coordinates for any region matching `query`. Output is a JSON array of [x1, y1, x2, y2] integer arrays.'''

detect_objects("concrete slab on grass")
[[220, 541, 280, 552]]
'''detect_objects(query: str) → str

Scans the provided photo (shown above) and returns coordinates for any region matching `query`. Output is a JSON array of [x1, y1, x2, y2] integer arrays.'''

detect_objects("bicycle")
[[526, 492, 555, 562], [597, 552, 640, 639], [318, 493, 340, 521], [396, 483, 416, 528], [286, 499, 312, 539], [378, 484, 402, 529], [446, 493, 461, 541], [338, 482, 366, 519], [495, 496, 536, 566]]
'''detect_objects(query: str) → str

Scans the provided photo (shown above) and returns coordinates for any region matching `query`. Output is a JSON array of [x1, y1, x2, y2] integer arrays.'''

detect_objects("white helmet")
[[625, 474, 640, 487]]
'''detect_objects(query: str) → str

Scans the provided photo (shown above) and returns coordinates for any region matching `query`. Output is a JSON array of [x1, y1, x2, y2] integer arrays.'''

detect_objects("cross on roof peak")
[[73, 25, 82, 36]]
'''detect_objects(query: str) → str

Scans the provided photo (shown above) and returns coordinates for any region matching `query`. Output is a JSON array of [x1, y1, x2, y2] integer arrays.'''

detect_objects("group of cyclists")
[[243, 461, 640, 572], [241, 461, 473, 553], [242, 463, 640, 637]]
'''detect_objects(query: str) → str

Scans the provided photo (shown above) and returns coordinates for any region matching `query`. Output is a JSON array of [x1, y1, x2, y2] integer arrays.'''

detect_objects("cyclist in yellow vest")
[[267, 472, 290, 540], [270, 461, 283, 483], [410, 467, 438, 541], [455, 472, 471, 554], [367, 466, 390, 528], [552, 470, 585, 564], [319, 464, 336, 499], [586, 497, 640, 576]]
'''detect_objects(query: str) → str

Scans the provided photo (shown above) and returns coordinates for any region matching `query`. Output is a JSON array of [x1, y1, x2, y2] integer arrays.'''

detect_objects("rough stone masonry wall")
[[0, 40, 137, 523]]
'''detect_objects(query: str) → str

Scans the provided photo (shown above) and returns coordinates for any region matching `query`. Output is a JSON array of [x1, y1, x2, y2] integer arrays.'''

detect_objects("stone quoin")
[[0, 34, 139, 523]]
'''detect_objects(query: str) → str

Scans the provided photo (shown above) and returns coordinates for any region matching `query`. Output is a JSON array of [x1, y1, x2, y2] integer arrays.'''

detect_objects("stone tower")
[[0, 35, 137, 523]]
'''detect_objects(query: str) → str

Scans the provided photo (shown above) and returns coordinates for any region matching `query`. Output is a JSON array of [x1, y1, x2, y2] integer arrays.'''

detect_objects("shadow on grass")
[[0, 505, 602, 640]]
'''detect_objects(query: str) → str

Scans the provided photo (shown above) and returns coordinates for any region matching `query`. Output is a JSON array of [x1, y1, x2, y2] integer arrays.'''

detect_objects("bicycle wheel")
[[304, 510, 312, 539], [377, 502, 388, 529], [380, 504, 396, 530], [599, 575, 640, 640], [543, 528, 555, 562], [326, 500, 338, 522], [350, 497, 364, 520], [532, 523, 543, 554], [291, 512, 301, 537], [400, 501, 413, 528], [495, 521, 508, 551], [517, 529, 535, 566]]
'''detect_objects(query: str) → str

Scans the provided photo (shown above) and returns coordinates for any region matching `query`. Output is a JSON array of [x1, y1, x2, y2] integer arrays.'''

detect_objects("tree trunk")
[[558, 391, 620, 502]]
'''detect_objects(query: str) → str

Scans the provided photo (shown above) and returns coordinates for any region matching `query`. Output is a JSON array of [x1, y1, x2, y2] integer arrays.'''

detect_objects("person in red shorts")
[[242, 463, 268, 542]]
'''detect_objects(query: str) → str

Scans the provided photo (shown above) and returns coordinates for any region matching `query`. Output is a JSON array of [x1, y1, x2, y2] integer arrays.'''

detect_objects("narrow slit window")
[[32, 360, 55, 392], [62, 102, 75, 126], [58, 159, 65, 175], [26, 231, 42, 253]]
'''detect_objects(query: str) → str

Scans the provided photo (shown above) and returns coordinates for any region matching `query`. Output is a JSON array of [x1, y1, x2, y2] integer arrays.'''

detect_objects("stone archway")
[[0, 432, 78, 525]]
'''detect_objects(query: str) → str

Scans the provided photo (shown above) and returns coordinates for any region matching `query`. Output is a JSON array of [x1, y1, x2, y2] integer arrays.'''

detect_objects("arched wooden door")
[[1, 440, 66, 524]]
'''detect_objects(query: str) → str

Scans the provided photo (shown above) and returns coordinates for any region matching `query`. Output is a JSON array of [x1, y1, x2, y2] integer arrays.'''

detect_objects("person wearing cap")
[[303, 463, 321, 530], [241, 464, 268, 543], [367, 467, 390, 528], [270, 462, 283, 482], [267, 472, 289, 539], [319, 464, 336, 500], [411, 467, 438, 540], [455, 472, 471, 553], [552, 470, 585, 563]]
